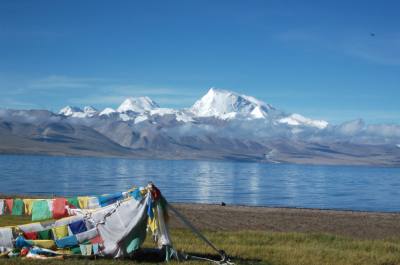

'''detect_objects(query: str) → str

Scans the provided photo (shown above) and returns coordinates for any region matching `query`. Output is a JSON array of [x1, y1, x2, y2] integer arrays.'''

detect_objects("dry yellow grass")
[[1, 216, 400, 265]]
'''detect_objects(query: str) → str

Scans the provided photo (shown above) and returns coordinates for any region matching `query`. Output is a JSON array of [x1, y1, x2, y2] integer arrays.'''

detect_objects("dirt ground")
[[169, 203, 400, 240]]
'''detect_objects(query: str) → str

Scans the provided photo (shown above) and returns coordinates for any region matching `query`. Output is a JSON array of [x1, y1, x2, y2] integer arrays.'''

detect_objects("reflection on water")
[[0, 154, 399, 212]]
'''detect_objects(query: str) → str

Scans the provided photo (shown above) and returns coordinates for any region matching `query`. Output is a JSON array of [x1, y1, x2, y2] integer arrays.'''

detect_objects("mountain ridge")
[[0, 88, 399, 166], [57, 88, 329, 129]]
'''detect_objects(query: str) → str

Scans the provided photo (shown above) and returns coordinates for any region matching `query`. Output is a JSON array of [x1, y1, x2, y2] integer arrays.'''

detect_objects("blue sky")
[[0, 0, 399, 124]]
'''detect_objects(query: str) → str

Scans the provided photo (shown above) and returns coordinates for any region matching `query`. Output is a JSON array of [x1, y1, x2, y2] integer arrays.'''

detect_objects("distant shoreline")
[[1, 152, 399, 168]]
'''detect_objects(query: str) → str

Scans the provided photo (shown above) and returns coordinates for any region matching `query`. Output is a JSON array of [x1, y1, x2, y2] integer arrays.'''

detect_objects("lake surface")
[[0, 154, 399, 212]]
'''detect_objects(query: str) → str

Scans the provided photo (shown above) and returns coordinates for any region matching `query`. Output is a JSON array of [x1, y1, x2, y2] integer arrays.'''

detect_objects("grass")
[[1, 216, 400, 265]]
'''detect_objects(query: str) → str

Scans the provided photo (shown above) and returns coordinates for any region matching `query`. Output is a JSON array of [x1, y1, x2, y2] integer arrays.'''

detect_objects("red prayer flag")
[[52, 198, 68, 219], [5, 199, 13, 214], [23, 231, 38, 240], [90, 235, 104, 244]]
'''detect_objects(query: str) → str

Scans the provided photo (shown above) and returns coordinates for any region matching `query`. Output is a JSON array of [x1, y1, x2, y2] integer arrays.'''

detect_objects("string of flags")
[[0, 189, 138, 221], [0, 184, 172, 260]]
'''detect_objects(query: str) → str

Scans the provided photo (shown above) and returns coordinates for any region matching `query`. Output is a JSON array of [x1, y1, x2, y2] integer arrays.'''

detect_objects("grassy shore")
[[1, 214, 400, 265]]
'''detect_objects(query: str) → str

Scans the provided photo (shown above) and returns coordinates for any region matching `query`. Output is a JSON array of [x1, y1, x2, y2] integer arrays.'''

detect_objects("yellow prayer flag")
[[52, 225, 68, 240], [22, 199, 36, 215], [77, 196, 90, 209], [30, 239, 56, 250], [147, 207, 158, 233]]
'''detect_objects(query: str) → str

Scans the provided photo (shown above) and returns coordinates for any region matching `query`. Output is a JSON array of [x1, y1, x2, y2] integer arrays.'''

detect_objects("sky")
[[0, 0, 399, 124]]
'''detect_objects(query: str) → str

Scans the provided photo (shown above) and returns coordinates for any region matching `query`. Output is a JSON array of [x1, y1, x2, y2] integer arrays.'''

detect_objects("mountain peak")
[[83, 106, 98, 113], [82, 106, 98, 117], [59, 105, 98, 118], [100, 107, 117, 116], [117, 97, 159, 113], [59, 106, 82, 116], [190, 87, 275, 119]]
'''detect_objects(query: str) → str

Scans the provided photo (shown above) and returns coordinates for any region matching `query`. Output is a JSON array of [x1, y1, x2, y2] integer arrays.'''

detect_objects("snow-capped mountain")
[[59, 105, 98, 118], [99, 107, 117, 116], [190, 88, 276, 120], [59, 106, 82, 116], [83, 106, 98, 117], [1, 88, 399, 166], [117, 96, 159, 113], [57, 88, 328, 129]]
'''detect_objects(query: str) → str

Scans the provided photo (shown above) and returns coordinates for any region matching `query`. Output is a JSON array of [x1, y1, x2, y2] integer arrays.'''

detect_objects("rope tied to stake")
[[167, 203, 234, 265]]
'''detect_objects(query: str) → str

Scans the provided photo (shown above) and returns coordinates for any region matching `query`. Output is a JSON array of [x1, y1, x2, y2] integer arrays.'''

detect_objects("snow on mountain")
[[119, 113, 133, 122], [57, 88, 328, 129], [59, 105, 98, 118], [190, 88, 275, 120], [126, 108, 194, 124], [99, 107, 117, 116], [279, 113, 328, 129], [134, 115, 148, 124], [117, 97, 159, 113], [115, 97, 193, 123], [83, 106, 98, 117], [59, 106, 83, 116], [3, 87, 399, 166], [150, 108, 194, 122]]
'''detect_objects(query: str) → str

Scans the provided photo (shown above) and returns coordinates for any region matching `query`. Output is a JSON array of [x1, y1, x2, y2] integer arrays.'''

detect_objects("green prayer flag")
[[71, 246, 82, 255], [38, 229, 52, 240], [32, 200, 52, 221], [12, 199, 24, 216], [123, 216, 147, 254], [67, 197, 79, 208]]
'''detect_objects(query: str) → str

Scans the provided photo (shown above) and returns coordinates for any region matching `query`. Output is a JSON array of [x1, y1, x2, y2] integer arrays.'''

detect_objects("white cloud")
[[101, 84, 196, 97], [29, 76, 201, 108], [366, 124, 400, 138], [68, 95, 126, 106], [336, 119, 365, 135], [28, 75, 106, 89], [0, 98, 40, 110], [152, 96, 198, 106], [0, 74, 199, 109], [69, 94, 198, 109]]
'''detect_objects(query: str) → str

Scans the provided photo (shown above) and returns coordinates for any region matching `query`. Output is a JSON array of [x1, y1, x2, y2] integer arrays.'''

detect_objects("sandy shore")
[[170, 203, 400, 240]]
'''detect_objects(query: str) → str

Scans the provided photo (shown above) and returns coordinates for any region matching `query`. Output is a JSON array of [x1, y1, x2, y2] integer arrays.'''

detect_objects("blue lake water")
[[0, 154, 399, 212]]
